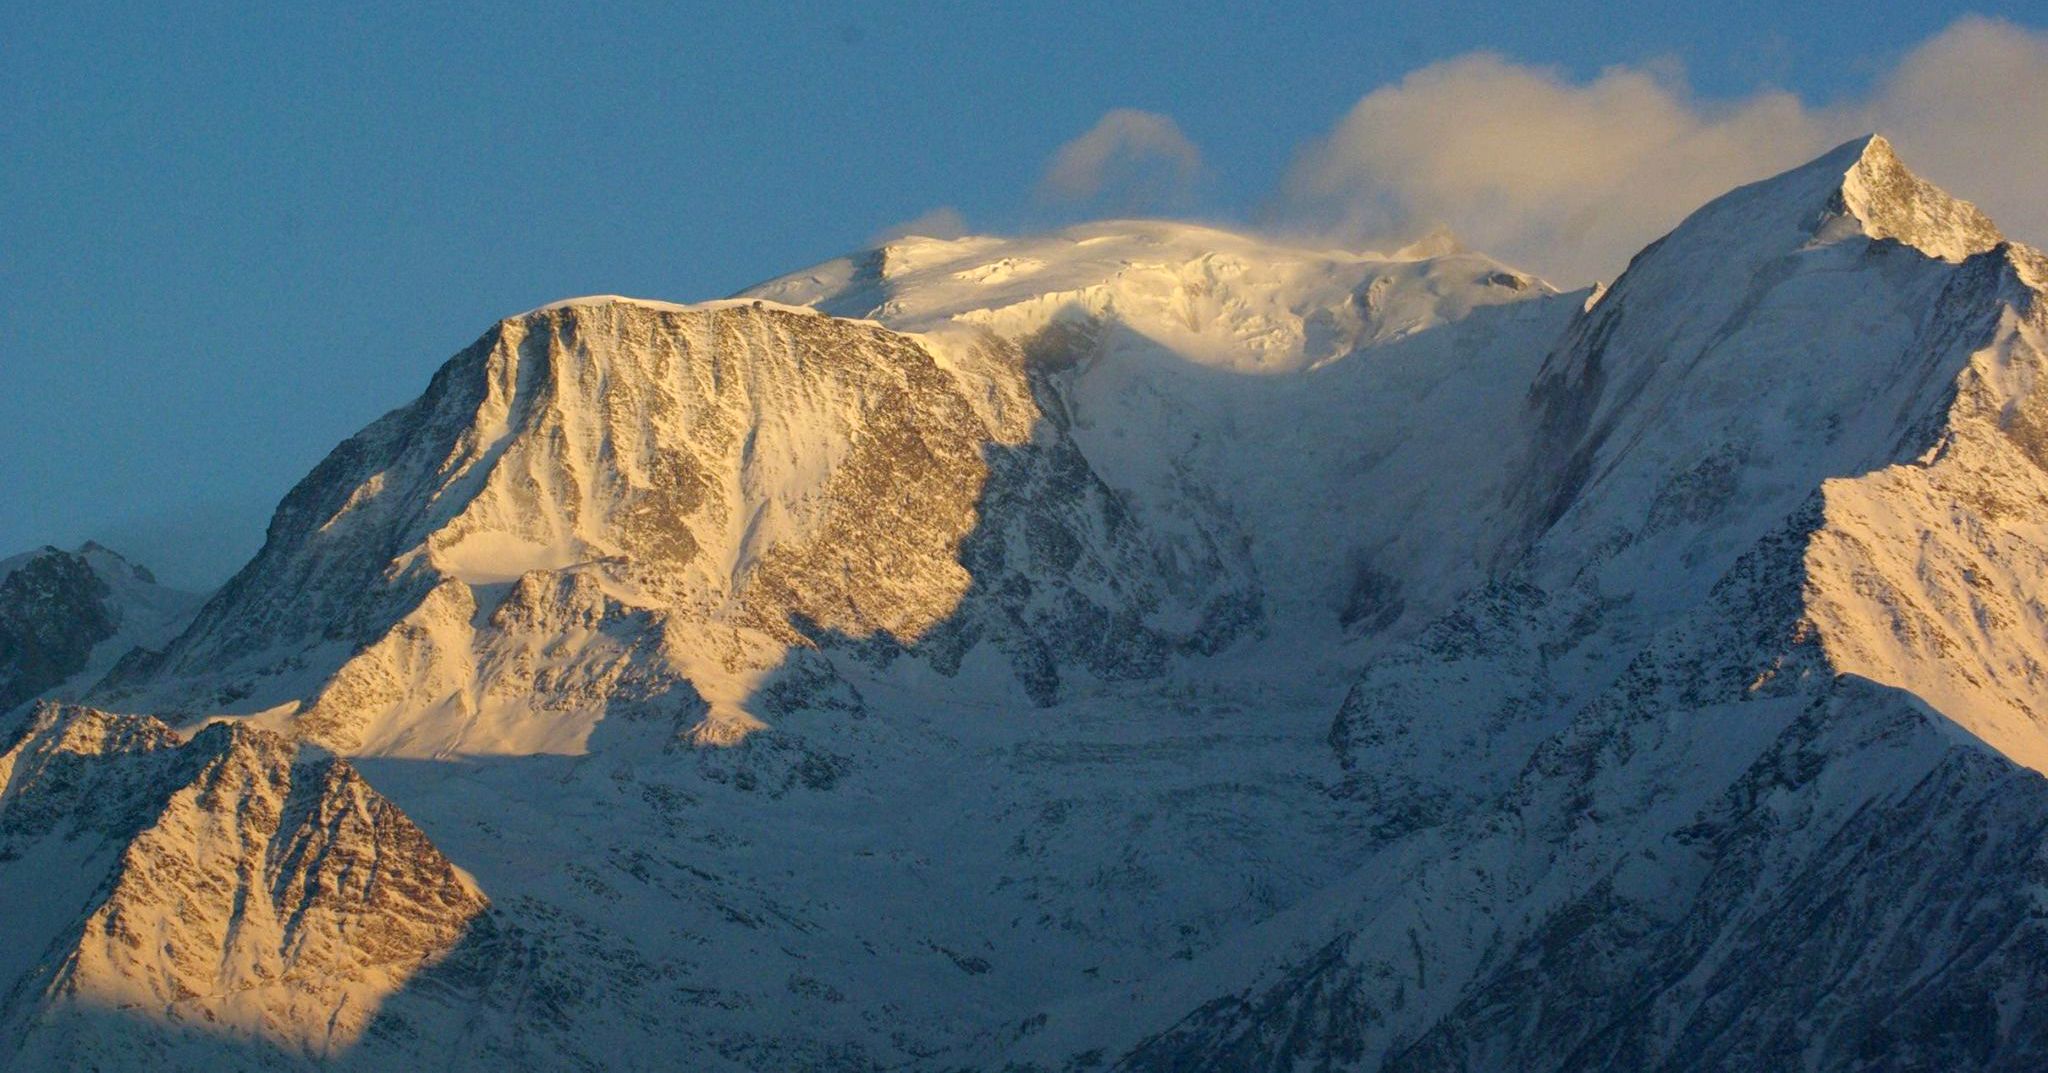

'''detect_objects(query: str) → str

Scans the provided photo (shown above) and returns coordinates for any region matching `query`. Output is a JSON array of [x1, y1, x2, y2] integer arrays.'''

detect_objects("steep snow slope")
[[1500, 134, 2048, 773], [1307, 134, 2038, 846], [1003, 136, 2048, 1072], [0, 543, 203, 713]]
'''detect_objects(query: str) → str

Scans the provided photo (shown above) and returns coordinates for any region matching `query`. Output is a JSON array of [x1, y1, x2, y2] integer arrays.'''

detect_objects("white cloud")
[[1039, 108, 1204, 211], [1279, 57, 1833, 285], [1276, 16, 2048, 286]]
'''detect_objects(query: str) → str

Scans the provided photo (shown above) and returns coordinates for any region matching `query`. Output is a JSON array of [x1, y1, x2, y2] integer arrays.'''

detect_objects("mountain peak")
[[1593, 134, 2007, 313], [1828, 133, 2001, 261]]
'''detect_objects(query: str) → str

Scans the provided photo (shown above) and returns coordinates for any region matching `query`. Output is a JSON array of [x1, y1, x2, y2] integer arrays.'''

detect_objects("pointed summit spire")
[[1601, 134, 2008, 300], [1832, 133, 2002, 261]]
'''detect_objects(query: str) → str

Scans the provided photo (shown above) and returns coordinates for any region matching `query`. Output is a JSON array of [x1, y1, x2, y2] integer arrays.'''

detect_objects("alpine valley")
[[6, 135, 2048, 1071]]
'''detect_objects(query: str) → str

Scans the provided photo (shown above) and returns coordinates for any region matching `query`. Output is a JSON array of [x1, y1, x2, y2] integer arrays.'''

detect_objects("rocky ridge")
[[0, 703, 485, 1068]]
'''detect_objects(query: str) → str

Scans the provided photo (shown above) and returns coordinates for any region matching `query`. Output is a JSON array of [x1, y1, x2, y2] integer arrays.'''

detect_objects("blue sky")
[[5, 1, 2045, 586]]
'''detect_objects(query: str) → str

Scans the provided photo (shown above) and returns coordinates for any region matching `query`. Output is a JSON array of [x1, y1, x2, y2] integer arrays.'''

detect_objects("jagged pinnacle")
[[1838, 133, 2002, 261]]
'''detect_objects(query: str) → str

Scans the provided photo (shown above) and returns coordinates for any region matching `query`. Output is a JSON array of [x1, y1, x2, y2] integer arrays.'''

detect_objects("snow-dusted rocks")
[[8, 135, 2048, 1071], [0, 703, 485, 1068], [0, 543, 202, 714], [99, 299, 1252, 755], [1834, 134, 2003, 262], [1803, 241, 2048, 772]]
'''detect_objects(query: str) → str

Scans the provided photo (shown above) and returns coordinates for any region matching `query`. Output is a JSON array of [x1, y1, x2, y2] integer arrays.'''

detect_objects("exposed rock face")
[[0, 703, 486, 1068], [0, 551, 115, 711], [1835, 134, 2003, 261]]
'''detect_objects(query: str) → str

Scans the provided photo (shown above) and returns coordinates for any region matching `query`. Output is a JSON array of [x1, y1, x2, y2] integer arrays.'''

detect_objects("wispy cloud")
[[1038, 108, 1204, 212], [1273, 15, 2048, 286], [871, 206, 970, 244]]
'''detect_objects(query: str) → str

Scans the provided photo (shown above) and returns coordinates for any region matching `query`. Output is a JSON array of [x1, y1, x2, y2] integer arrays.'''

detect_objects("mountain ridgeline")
[[5, 136, 2048, 1071]]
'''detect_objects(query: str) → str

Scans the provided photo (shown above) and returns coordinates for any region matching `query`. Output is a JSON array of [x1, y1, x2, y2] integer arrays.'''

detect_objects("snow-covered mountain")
[[4, 135, 2047, 1071], [92, 296, 1260, 756], [1007, 134, 2048, 1072]]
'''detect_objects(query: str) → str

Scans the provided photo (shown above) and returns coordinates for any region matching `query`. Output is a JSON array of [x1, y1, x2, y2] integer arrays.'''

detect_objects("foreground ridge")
[[0, 703, 485, 1066]]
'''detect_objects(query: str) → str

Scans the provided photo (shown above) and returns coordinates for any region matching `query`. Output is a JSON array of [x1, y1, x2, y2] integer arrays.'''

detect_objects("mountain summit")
[[6, 137, 2048, 1071], [1834, 134, 2003, 260], [99, 297, 1253, 756]]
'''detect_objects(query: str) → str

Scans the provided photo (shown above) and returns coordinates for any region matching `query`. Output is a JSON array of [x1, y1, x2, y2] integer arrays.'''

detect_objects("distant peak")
[[75, 539, 125, 564], [73, 540, 160, 585], [1393, 225, 1465, 261], [1829, 133, 2001, 262]]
